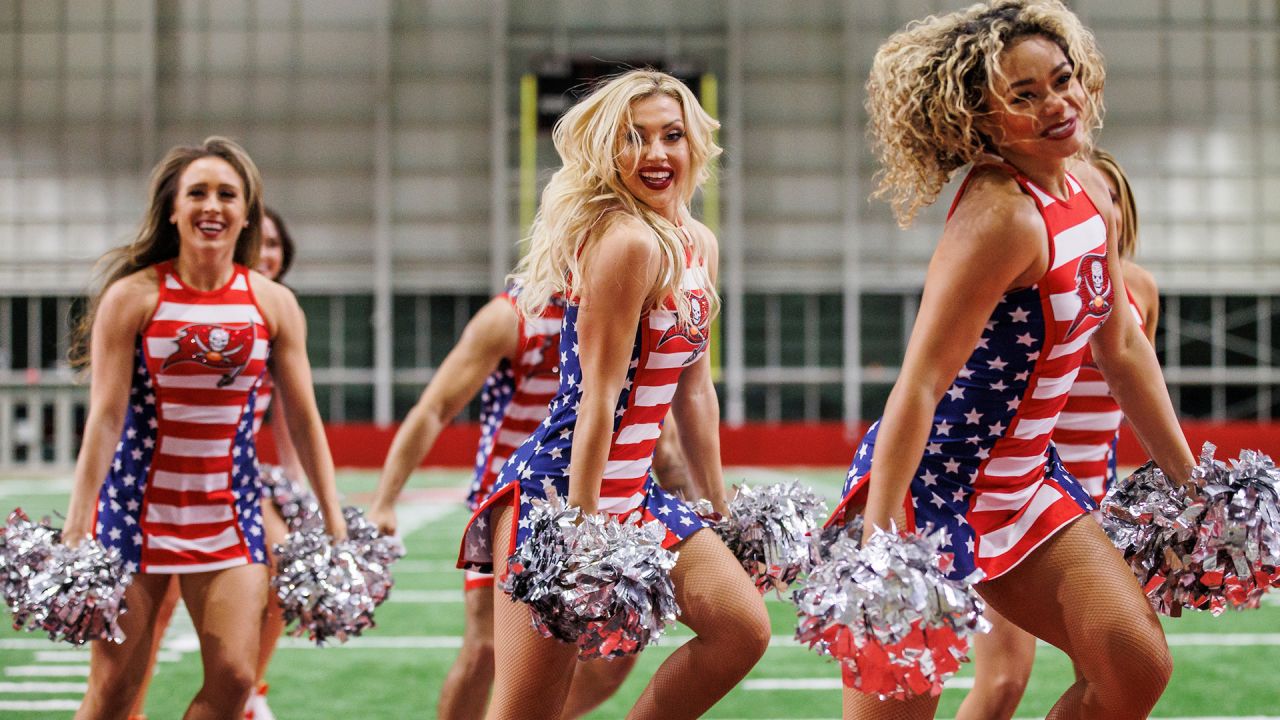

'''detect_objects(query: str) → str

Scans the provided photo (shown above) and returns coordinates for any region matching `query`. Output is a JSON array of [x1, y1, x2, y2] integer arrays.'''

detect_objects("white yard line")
[[0, 681, 86, 693], [4, 666, 88, 677], [0, 700, 81, 711]]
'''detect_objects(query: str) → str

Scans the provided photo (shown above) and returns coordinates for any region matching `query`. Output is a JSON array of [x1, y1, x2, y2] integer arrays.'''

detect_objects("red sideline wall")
[[257, 421, 1280, 469]]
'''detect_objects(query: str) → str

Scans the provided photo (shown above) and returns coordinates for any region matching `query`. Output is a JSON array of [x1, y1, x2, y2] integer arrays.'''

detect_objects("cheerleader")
[[458, 70, 769, 719], [64, 138, 346, 720], [957, 149, 1161, 719], [831, 3, 1192, 718]]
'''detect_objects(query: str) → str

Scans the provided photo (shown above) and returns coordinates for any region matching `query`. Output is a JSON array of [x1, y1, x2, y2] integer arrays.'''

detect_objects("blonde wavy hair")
[[511, 70, 721, 326], [867, 0, 1106, 226], [70, 136, 265, 368], [1091, 148, 1138, 259]]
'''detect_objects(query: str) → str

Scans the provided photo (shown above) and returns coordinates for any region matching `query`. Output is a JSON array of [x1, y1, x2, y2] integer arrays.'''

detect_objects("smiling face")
[[169, 156, 247, 260], [979, 35, 1087, 162], [617, 93, 690, 223], [257, 214, 283, 280]]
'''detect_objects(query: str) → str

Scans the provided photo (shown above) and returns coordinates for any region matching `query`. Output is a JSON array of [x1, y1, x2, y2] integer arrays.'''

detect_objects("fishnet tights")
[[626, 527, 771, 719], [979, 516, 1172, 720], [840, 517, 1170, 719]]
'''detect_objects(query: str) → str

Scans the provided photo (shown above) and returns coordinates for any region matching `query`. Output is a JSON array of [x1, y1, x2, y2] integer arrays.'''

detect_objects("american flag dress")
[[95, 261, 270, 575], [460, 291, 564, 590], [458, 234, 711, 576], [830, 164, 1114, 582], [1050, 289, 1145, 501]]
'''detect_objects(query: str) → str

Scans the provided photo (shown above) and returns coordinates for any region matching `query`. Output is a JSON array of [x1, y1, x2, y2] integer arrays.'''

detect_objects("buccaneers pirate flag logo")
[[1064, 253, 1113, 339], [656, 292, 712, 364], [161, 323, 256, 387]]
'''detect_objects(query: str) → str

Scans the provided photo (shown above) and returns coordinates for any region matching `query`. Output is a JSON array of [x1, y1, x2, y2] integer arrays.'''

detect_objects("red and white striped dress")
[[832, 163, 1112, 581], [1051, 289, 1145, 501], [95, 261, 271, 574]]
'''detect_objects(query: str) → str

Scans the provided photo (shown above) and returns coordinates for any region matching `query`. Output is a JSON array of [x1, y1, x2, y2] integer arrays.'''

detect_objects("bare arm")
[[254, 275, 347, 540], [266, 387, 307, 482], [862, 173, 1046, 537], [1085, 176, 1192, 483], [652, 412, 694, 499], [568, 217, 663, 514], [64, 274, 156, 544], [368, 298, 519, 535], [1121, 259, 1160, 345]]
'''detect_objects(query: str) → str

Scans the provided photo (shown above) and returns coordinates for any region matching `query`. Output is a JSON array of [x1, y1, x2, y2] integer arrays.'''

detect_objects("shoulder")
[[944, 167, 1043, 250], [1122, 260, 1159, 309], [247, 270, 301, 336], [589, 213, 662, 269], [102, 268, 161, 324], [459, 296, 521, 358]]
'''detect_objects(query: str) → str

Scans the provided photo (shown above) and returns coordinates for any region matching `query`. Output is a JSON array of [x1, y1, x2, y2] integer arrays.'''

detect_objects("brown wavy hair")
[[70, 136, 265, 368], [866, 0, 1106, 226]]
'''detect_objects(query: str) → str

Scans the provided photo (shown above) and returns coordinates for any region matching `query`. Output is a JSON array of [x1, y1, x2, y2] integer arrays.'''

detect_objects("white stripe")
[[146, 556, 249, 574], [523, 317, 560, 336], [0, 700, 85, 711], [1049, 214, 1106, 270], [0, 681, 87, 693], [1054, 442, 1110, 462], [462, 571, 490, 584], [602, 457, 652, 480], [252, 416, 264, 433], [1049, 290, 1082, 324], [972, 480, 1042, 513], [1031, 368, 1080, 399], [160, 402, 243, 424], [151, 470, 229, 493], [1065, 174, 1082, 193], [983, 454, 1046, 478], [487, 456, 507, 473], [648, 312, 676, 332], [978, 484, 1065, 558], [1056, 410, 1122, 431], [645, 352, 689, 369], [633, 383, 678, 407], [146, 525, 242, 554], [145, 502, 233, 525], [146, 337, 268, 362], [231, 274, 248, 290], [615, 423, 662, 445], [4, 666, 89, 677], [501, 402, 549, 422], [597, 493, 644, 514], [1069, 380, 1112, 397], [1046, 328, 1094, 360], [1012, 414, 1058, 440], [151, 302, 264, 325], [742, 677, 976, 691], [31, 651, 88, 662], [521, 377, 559, 395], [156, 373, 260, 392], [1079, 474, 1106, 497], [519, 349, 549, 366], [1025, 182, 1056, 207], [159, 436, 231, 458], [495, 429, 531, 449], [164, 274, 183, 289]]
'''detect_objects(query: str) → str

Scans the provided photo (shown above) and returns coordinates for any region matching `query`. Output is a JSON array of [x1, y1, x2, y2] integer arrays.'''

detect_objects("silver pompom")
[[792, 524, 988, 700], [0, 510, 131, 645], [504, 494, 679, 660], [714, 482, 827, 594], [258, 464, 322, 533], [272, 506, 404, 645], [1101, 443, 1280, 614]]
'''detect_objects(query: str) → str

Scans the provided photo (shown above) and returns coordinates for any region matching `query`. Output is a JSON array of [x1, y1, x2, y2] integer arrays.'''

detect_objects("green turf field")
[[1, 467, 1277, 718]]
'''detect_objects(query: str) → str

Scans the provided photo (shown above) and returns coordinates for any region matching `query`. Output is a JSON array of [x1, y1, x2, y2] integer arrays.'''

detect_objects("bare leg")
[[955, 605, 1036, 720], [559, 655, 638, 720], [126, 577, 180, 719], [841, 691, 939, 720], [247, 498, 289, 712], [76, 574, 173, 720], [626, 528, 771, 720], [438, 584, 496, 720], [485, 502, 579, 719], [978, 517, 1172, 720], [179, 563, 269, 720]]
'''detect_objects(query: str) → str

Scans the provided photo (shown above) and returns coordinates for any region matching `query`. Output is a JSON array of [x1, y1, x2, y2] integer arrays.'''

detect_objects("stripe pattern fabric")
[[1051, 290, 1145, 501], [466, 291, 565, 511], [832, 165, 1111, 582], [95, 262, 269, 574], [459, 233, 711, 574]]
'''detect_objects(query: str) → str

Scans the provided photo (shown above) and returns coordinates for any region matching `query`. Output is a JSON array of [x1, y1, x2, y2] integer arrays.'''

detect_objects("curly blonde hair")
[[867, 0, 1105, 226], [511, 70, 721, 326]]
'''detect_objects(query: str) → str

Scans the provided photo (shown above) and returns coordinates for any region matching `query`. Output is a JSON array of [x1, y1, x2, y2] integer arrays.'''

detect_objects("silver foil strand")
[[714, 482, 828, 594]]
